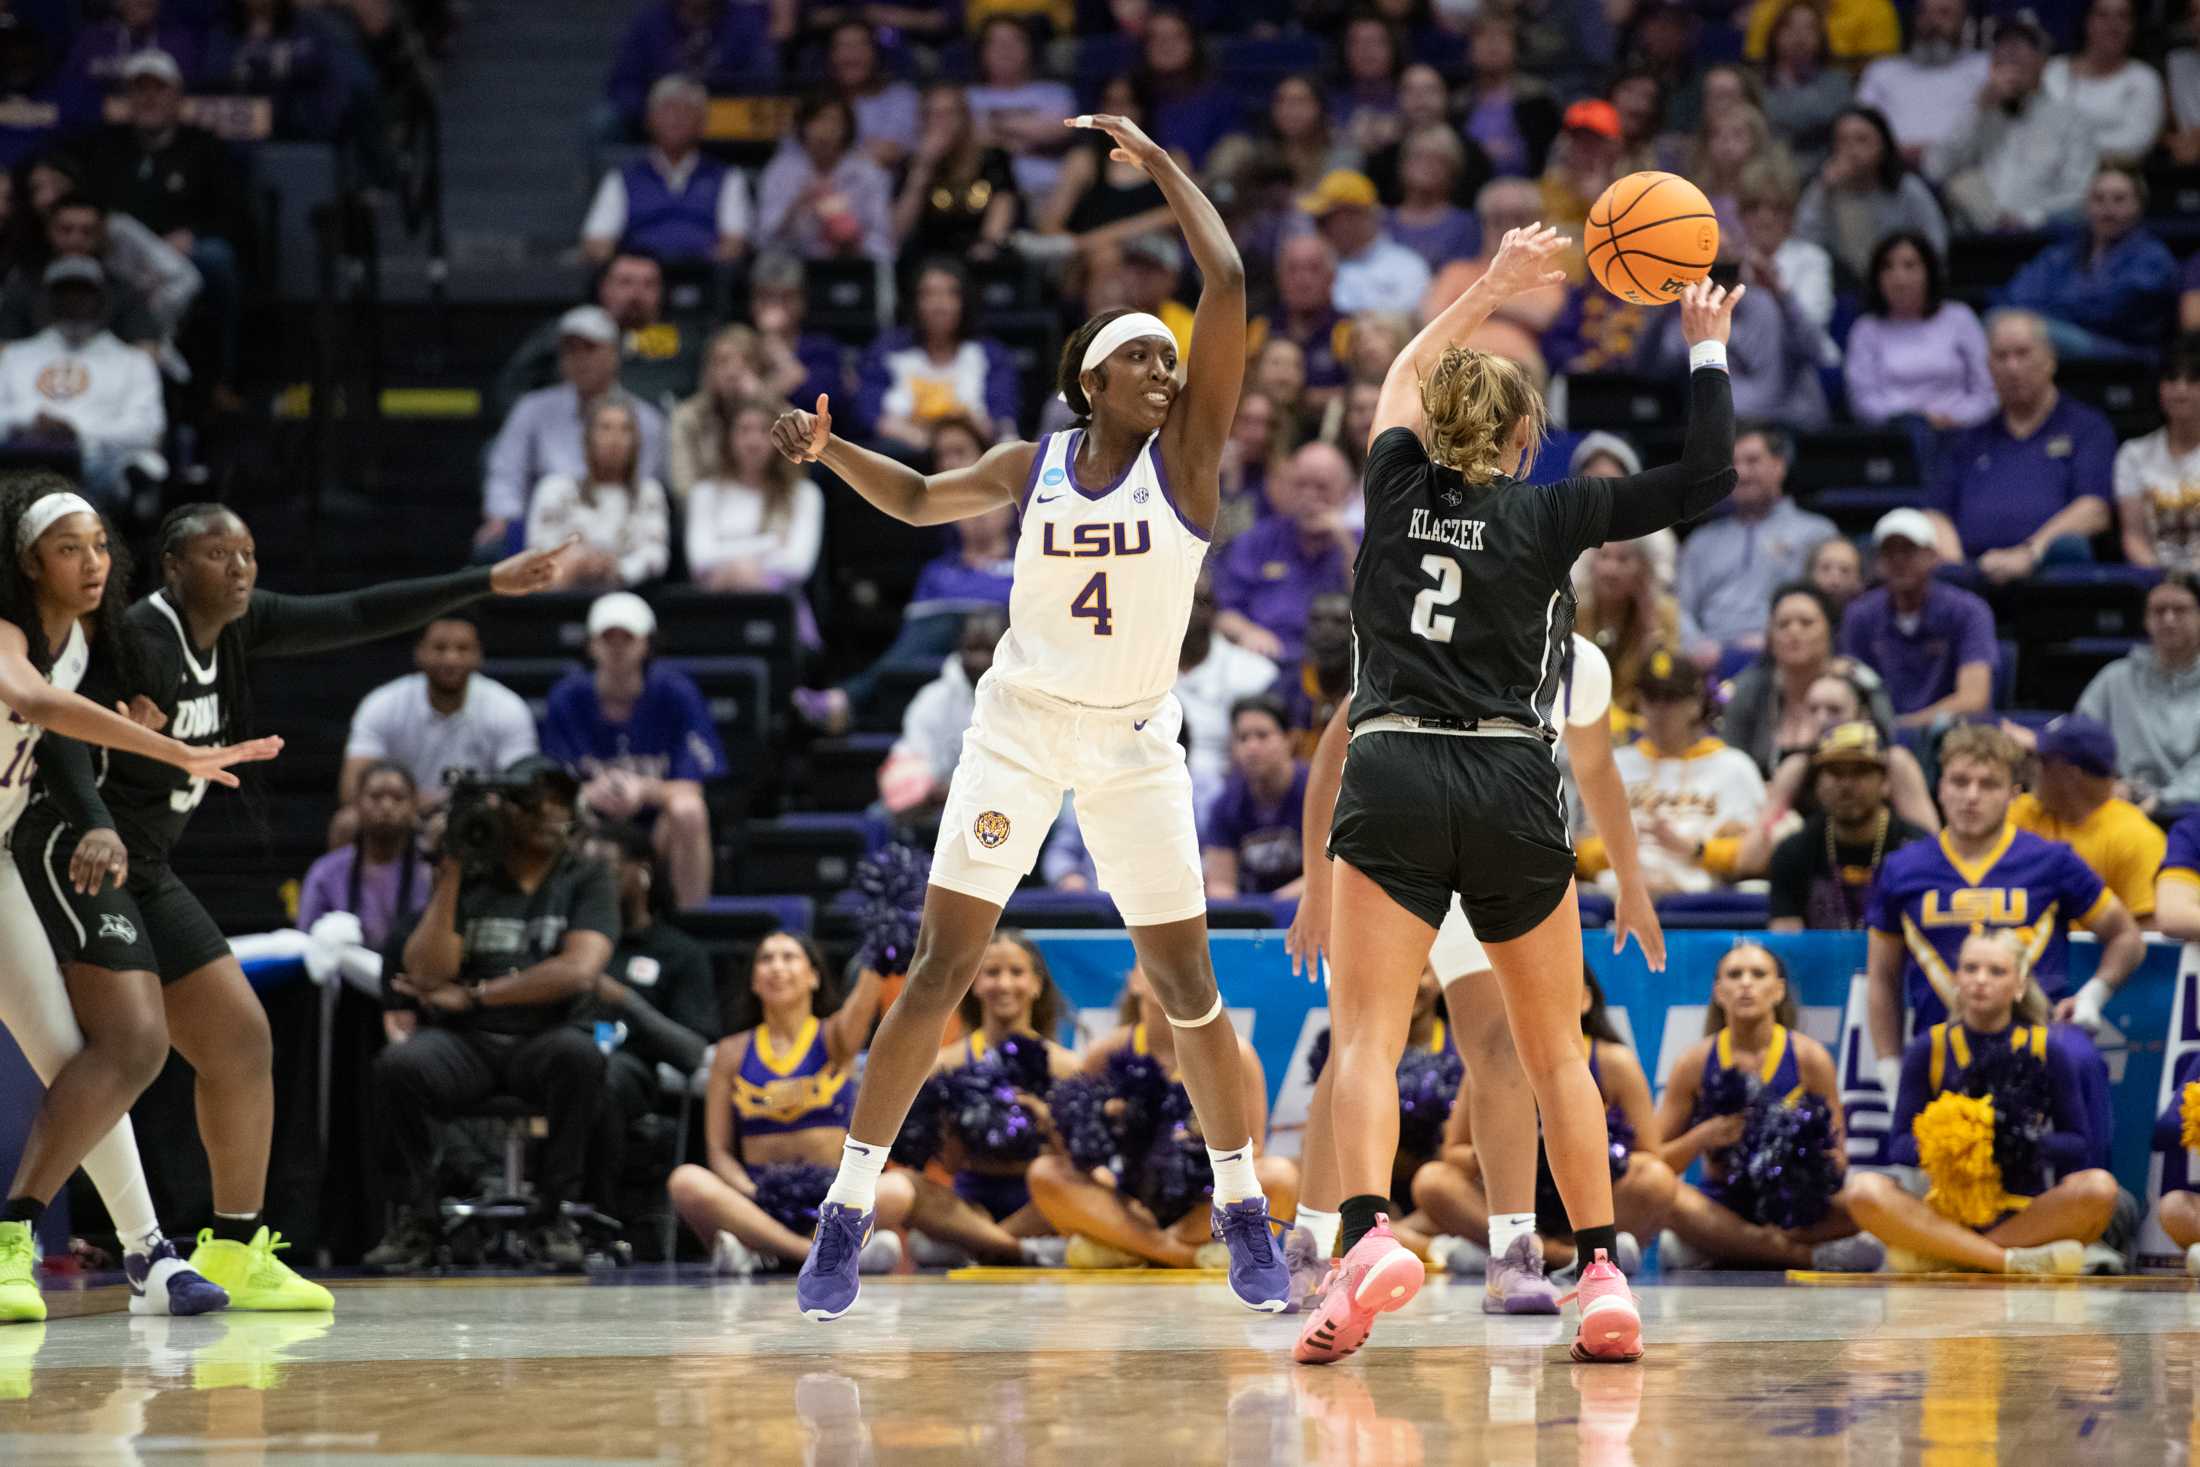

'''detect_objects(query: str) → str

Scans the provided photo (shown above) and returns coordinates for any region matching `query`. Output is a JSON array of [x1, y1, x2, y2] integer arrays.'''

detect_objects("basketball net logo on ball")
[[1583, 171, 1719, 307]]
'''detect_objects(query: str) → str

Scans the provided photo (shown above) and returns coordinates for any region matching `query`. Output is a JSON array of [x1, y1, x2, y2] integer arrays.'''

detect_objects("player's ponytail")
[[1057, 308, 1136, 426], [1418, 347, 1547, 482]]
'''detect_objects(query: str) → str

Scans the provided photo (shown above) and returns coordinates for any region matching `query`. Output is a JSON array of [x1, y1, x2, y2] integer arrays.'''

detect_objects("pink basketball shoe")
[[1562, 1249, 1643, 1363], [1291, 1216, 1425, 1366]]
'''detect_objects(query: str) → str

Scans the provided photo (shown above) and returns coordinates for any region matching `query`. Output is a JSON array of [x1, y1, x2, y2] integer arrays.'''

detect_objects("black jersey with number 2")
[[1349, 365, 1739, 740]]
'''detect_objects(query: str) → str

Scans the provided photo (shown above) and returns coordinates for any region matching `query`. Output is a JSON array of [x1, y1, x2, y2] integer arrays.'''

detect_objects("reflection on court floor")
[[0, 1275, 2197, 1464]]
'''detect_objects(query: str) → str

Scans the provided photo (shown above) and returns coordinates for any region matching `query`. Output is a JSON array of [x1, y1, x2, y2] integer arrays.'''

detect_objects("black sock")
[[1573, 1223, 1619, 1269], [3, 1196, 42, 1227], [1340, 1193, 1392, 1254], [211, 1212, 260, 1244]]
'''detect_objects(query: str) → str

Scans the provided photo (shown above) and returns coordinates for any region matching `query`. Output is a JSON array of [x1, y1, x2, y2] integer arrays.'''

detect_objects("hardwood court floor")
[[2, 1272, 2198, 1464]]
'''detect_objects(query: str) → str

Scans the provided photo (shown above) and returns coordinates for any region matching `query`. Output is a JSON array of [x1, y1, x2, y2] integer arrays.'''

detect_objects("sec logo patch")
[[973, 810, 1011, 848]]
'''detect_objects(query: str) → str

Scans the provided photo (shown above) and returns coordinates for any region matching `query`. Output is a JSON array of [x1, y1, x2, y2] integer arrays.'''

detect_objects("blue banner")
[[1028, 929, 2184, 1204]]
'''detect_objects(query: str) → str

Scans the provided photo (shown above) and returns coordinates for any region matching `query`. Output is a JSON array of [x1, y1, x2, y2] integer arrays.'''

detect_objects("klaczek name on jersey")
[[1408, 508, 1486, 553]]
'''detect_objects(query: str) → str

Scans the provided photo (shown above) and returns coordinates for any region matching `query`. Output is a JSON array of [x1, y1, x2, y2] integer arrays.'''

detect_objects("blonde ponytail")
[[1418, 346, 1548, 481]]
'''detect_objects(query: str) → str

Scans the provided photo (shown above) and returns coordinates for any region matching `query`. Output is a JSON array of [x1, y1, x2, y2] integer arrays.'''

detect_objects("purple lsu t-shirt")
[[1201, 762, 1312, 895], [540, 662, 727, 782], [1839, 579, 1999, 715], [1929, 394, 2115, 557]]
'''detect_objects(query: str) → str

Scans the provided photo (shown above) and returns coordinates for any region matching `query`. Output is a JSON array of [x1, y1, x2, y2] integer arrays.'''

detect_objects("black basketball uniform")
[[1329, 364, 1736, 942], [15, 571, 497, 980]]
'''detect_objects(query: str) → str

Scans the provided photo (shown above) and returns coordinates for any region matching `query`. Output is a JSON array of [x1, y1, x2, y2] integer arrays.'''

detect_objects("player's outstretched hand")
[[1679, 279, 1744, 347], [773, 395, 833, 464], [1480, 223, 1569, 298], [1067, 113, 1167, 175], [181, 735, 283, 788], [490, 533, 582, 596], [1612, 883, 1665, 972]]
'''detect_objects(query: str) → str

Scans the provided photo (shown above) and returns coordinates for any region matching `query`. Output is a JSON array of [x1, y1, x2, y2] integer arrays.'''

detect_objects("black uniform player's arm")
[[1597, 366, 1738, 544], [239, 568, 496, 658], [36, 734, 115, 832]]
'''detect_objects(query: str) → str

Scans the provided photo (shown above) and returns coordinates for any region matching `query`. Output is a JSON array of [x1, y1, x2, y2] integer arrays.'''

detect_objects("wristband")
[[1688, 341, 1729, 373], [1875, 1056, 1902, 1098]]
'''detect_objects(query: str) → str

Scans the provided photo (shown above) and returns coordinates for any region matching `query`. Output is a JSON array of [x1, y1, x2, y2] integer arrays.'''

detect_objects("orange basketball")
[[1583, 171, 1719, 306]]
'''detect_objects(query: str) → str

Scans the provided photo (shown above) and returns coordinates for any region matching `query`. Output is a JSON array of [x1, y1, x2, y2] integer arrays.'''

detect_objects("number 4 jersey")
[[1349, 427, 1623, 740], [0, 620, 86, 841], [990, 428, 1209, 709]]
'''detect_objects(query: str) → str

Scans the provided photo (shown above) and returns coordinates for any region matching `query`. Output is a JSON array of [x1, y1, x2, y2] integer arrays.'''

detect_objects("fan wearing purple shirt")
[[1839, 508, 1997, 729], [1212, 441, 1356, 663], [540, 592, 725, 910], [1201, 695, 1311, 900], [297, 760, 432, 957], [1923, 309, 2116, 585]]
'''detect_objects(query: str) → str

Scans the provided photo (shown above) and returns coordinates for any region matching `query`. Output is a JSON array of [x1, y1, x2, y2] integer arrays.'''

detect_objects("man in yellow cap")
[[1298, 168, 1430, 316], [1767, 721, 1928, 932]]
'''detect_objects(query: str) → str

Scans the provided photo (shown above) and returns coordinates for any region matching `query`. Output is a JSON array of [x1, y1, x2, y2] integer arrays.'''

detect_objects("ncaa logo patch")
[[973, 810, 1011, 849], [98, 912, 138, 946], [1042, 467, 1066, 486]]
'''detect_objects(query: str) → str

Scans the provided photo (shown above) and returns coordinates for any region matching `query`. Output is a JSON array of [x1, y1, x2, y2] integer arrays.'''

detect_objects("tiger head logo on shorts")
[[972, 811, 1011, 849]]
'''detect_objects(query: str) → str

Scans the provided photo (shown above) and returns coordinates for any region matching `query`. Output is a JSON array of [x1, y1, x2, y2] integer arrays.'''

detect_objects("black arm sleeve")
[[37, 735, 114, 832], [240, 568, 497, 659], [1597, 367, 1739, 544]]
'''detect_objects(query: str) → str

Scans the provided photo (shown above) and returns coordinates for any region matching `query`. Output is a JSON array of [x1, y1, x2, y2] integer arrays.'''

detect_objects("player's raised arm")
[[772, 394, 1029, 528], [1068, 114, 1244, 527], [1371, 224, 1568, 451], [1597, 280, 1743, 542]]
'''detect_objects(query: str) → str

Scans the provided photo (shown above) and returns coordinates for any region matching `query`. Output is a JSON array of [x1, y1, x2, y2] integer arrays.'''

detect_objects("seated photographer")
[[574, 823, 720, 1216], [366, 757, 621, 1275], [541, 591, 726, 910]]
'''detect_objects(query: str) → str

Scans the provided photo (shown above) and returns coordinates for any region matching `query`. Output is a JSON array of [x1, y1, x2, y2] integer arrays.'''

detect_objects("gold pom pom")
[[2181, 1081, 2200, 1155], [1914, 1091, 2014, 1229]]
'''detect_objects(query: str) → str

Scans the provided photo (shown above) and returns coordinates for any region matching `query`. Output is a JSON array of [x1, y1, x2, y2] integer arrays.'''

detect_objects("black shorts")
[[13, 808, 229, 983], [1327, 730, 1575, 944]]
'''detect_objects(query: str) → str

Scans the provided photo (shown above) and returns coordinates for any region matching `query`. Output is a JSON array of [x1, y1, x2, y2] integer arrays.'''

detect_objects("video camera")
[[442, 757, 579, 874]]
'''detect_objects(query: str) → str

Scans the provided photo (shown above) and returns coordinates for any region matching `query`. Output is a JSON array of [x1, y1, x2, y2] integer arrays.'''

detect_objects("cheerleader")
[[895, 931, 1079, 1266], [1842, 929, 2116, 1275], [2148, 1049, 2200, 1274], [1655, 941, 1868, 1270], [667, 932, 911, 1275], [1026, 966, 1298, 1268], [1414, 969, 1675, 1279]]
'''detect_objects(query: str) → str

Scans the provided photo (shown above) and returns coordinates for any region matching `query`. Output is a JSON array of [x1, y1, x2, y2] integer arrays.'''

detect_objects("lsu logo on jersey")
[[1039, 521, 1151, 558], [1918, 887, 2029, 928]]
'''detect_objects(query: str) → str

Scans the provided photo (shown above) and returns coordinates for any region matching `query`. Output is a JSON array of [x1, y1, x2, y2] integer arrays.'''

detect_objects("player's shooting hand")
[[179, 735, 283, 787], [1679, 278, 1744, 347], [68, 828, 127, 894], [1068, 113, 1167, 174], [773, 395, 833, 464], [490, 534, 581, 595], [1482, 223, 1570, 298]]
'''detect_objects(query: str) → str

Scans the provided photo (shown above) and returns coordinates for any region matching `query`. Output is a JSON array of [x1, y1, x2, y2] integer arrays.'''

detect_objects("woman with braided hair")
[[11, 502, 573, 1312], [1842, 928, 2116, 1274], [0, 474, 280, 1323]]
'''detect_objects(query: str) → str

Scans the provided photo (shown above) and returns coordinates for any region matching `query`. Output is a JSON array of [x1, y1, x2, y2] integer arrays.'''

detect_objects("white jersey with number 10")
[[988, 428, 1209, 710], [0, 620, 86, 841]]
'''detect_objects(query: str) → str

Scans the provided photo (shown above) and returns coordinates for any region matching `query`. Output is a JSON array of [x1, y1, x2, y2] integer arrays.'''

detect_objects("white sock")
[[1297, 1206, 1342, 1258], [1489, 1212, 1537, 1262], [1206, 1145, 1260, 1206], [822, 1138, 889, 1213], [123, 1224, 164, 1257]]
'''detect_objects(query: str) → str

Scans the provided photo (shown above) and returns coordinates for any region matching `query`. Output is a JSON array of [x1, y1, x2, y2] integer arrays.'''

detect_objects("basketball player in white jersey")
[[0, 478, 281, 1322], [773, 112, 1293, 1322], [1284, 635, 1665, 1314]]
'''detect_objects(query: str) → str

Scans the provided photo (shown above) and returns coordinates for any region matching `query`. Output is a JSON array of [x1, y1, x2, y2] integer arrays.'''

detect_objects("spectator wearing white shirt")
[[756, 92, 894, 266], [684, 397, 824, 599], [1855, 0, 1992, 163], [1173, 571, 1279, 821], [1795, 105, 1949, 281], [478, 306, 668, 551], [581, 76, 753, 266], [2042, 0, 2165, 165], [0, 258, 163, 508], [965, 16, 1078, 203], [2116, 339, 2200, 571], [1298, 169, 1430, 317], [1736, 160, 1834, 348], [1927, 19, 2098, 232], [877, 609, 1004, 817], [333, 615, 538, 844], [526, 398, 671, 588]]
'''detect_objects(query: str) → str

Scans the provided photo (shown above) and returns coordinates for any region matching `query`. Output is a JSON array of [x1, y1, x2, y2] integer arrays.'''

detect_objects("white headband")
[[1075, 311, 1175, 383], [17, 491, 97, 551]]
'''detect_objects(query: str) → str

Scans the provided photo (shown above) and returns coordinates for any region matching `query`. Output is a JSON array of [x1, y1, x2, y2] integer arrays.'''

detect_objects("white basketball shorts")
[[930, 676, 1206, 926]]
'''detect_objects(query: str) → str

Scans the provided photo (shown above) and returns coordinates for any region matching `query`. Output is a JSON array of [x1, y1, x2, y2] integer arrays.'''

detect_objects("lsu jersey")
[[1865, 824, 2110, 1027], [731, 1016, 853, 1138], [991, 428, 1209, 709], [0, 620, 85, 843]]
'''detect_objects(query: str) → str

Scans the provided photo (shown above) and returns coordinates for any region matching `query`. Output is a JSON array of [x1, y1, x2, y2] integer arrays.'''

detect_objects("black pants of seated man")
[[374, 1025, 608, 1217]]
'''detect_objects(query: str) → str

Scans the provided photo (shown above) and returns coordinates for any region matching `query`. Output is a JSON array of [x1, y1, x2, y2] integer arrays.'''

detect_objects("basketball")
[[1583, 171, 1720, 306]]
